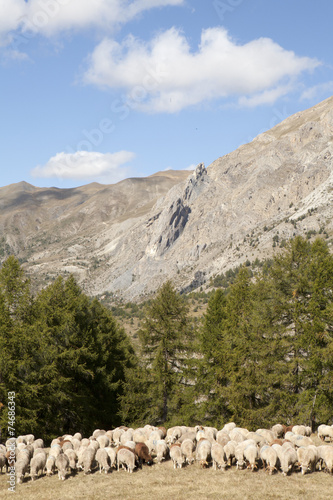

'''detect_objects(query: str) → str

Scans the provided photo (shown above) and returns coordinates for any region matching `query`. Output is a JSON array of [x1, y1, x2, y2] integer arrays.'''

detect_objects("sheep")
[[88, 439, 100, 452], [30, 453, 47, 481], [166, 426, 182, 445], [71, 438, 81, 451], [73, 432, 82, 441], [15, 457, 30, 484], [120, 429, 134, 445], [0, 453, 6, 474], [260, 445, 278, 474], [156, 440, 169, 464], [170, 444, 185, 469], [80, 438, 90, 448], [46, 455, 56, 476], [25, 434, 35, 445], [96, 448, 111, 474], [216, 430, 230, 447], [271, 424, 284, 439], [317, 445, 333, 474], [297, 446, 318, 475], [243, 444, 259, 472], [64, 449, 78, 472], [32, 438, 44, 450], [229, 429, 245, 443], [292, 425, 307, 436], [222, 422, 236, 433], [82, 447, 96, 475], [211, 442, 227, 471], [113, 428, 125, 446], [49, 444, 62, 460], [224, 440, 237, 467], [92, 429, 106, 439], [133, 429, 147, 444], [291, 435, 314, 448], [124, 441, 136, 450], [16, 436, 27, 445], [280, 447, 297, 476], [105, 447, 117, 469], [196, 439, 211, 468], [235, 441, 256, 470], [56, 453, 70, 481], [181, 439, 195, 466], [117, 448, 136, 473], [62, 440, 74, 452], [318, 424, 333, 442], [256, 429, 275, 444], [135, 443, 153, 466], [178, 431, 197, 444], [97, 434, 110, 448], [246, 432, 267, 447]]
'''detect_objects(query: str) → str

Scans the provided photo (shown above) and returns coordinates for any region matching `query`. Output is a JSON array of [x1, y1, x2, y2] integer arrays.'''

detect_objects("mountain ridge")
[[1, 96, 333, 300]]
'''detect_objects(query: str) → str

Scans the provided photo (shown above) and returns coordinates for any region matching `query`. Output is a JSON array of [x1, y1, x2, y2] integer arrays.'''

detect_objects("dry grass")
[[1, 458, 332, 500]]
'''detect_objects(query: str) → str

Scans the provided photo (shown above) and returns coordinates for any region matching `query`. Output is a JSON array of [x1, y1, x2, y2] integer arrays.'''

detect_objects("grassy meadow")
[[1, 451, 332, 500]]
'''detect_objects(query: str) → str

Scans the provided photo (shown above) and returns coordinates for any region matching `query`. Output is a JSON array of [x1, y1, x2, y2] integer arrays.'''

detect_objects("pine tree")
[[198, 289, 230, 426], [130, 281, 194, 425]]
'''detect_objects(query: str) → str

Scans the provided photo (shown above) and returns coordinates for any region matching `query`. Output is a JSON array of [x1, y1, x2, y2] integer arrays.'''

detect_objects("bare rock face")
[[1, 96, 333, 300], [146, 163, 208, 257]]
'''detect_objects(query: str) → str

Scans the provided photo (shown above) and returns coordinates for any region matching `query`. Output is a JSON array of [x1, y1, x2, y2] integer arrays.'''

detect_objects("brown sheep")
[[134, 443, 153, 466]]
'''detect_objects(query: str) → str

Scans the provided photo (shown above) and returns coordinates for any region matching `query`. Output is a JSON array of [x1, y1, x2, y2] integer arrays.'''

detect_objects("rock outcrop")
[[0, 96, 333, 300]]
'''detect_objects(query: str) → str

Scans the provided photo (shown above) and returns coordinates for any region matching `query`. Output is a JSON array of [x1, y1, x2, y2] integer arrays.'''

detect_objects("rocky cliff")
[[1, 96, 333, 300]]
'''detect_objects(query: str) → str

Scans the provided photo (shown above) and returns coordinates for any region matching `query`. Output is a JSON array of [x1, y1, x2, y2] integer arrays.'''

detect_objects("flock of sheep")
[[1, 422, 333, 485]]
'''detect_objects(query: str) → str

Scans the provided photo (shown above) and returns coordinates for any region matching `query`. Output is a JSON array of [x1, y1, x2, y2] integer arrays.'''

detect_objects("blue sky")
[[0, 0, 332, 188]]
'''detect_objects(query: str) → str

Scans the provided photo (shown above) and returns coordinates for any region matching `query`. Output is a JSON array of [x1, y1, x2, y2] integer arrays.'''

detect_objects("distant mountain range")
[[1, 96, 332, 300]]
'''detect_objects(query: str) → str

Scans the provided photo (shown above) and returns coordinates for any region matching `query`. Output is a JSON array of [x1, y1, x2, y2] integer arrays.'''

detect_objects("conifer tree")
[[132, 281, 194, 425], [198, 289, 230, 426]]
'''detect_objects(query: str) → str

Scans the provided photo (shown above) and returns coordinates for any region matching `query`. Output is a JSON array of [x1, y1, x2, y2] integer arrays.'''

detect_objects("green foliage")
[[0, 258, 135, 441], [119, 281, 196, 426]]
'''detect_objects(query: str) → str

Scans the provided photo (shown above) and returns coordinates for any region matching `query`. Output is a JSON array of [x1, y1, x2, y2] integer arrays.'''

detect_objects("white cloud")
[[300, 81, 333, 101], [0, 0, 184, 40], [31, 150, 135, 182], [83, 27, 320, 113]]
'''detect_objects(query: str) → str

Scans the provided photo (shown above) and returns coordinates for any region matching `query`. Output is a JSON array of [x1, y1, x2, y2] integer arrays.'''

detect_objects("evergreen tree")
[[267, 237, 333, 424], [126, 281, 194, 425], [198, 289, 230, 426]]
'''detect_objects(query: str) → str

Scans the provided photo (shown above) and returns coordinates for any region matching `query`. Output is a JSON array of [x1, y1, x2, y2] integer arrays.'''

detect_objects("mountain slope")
[[1, 96, 333, 299]]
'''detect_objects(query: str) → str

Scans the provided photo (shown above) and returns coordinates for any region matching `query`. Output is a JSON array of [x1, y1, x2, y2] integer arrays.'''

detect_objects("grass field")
[[1, 457, 332, 500]]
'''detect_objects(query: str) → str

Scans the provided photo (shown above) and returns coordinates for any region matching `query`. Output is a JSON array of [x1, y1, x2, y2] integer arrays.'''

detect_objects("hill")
[[0, 96, 332, 300]]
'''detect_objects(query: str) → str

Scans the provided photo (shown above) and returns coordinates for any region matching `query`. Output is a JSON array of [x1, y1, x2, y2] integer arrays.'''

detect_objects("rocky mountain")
[[1, 96, 333, 300]]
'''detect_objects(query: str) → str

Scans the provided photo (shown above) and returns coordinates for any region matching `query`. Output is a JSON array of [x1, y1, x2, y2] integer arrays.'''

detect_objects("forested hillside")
[[1, 236, 333, 441]]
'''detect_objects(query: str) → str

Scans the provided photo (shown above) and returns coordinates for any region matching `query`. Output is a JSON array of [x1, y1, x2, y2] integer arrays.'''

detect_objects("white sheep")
[[181, 439, 195, 465], [56, 453, 70, 480], [46, 455, 56, 476], [170, 444, 185, 469], [156, 440, 169, 464], [30, 453, 47, 481], [224, 440, 237, 467], [82, 447, 96, 475], [96, 448, 111, 474], [271, 424, 284, 439], [297, 446, 318, 475], [280, 447, 297, 476], [15, 457, 30, 484], [105, 447, 117, 469], [196, 439, 211, 468], [117, 448, 135, 473], [260, 445, 278, 474], [211, 442, 227, 471], [64, 449, 78, 471], [243, 444, 259, 471], [317, 445, 333, 474], [318, 424, 333, 442], [97, 434, 110, 448]]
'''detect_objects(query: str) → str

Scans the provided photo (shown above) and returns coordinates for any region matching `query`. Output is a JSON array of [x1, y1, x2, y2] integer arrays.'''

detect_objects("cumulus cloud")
[[31, 150, 135, 182], [83, 27, 320, 113], [0, 0, 184, 40]]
